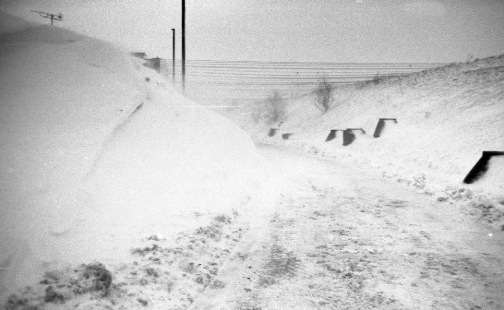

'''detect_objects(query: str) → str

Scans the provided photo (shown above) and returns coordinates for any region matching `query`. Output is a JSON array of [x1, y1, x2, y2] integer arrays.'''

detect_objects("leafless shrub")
[[357, 73, 391, 89], [252, 112, 260, 123], [251, 106, 262, 124], [314, 79, 335, 113], [266, 90, 286, 123], [370, 73, 385, 85]]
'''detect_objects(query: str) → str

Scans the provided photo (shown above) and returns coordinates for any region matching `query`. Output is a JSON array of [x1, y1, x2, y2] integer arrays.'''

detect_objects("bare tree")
[[314, 78, 335, 113], [266, 90, 286, 123]]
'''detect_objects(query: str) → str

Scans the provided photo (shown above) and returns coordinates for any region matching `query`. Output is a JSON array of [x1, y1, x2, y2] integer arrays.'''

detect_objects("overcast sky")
[[1, 0, 504, 63]]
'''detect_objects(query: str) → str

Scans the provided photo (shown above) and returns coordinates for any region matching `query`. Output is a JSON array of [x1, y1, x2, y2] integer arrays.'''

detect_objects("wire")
[[158, 60, 442, 106]]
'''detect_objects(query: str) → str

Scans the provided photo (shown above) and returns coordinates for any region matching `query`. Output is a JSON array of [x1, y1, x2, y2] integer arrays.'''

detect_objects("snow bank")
[[0, 12, 259, 299]]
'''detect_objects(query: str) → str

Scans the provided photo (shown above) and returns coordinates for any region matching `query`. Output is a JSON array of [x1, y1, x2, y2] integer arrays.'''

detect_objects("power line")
[[158, 61, 443, 106]]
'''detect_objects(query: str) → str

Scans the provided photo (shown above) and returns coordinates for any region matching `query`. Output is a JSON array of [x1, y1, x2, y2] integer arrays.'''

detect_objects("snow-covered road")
[[5, 144, 504, 309], [191, 144, 504, 310]]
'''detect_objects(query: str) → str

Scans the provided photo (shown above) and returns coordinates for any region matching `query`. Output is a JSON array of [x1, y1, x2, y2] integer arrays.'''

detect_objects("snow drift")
[[0, 12, 259, 298]]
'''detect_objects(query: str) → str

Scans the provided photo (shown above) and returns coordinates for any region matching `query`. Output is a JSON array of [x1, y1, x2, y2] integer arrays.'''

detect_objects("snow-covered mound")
[[227, 55, 504, 226], [0, 12, 259, 298]]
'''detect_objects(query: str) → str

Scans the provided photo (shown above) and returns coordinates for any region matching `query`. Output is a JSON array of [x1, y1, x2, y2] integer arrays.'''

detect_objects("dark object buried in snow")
[[44, 286, 65, 303], [4, 262, 113, 310], [326, 129, 344, 142], [343, 128, 366, 146], [463, 151, 504, 184], [131, 52, 147, 59], [373, 118, 397, 138], [77, 262, 113, 296], [282, 133, 293, 140], [143, 57, 161, 73], [268, 128, 278, 137]]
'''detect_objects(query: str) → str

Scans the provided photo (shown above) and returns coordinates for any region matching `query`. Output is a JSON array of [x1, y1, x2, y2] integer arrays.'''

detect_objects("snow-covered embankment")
[[0, 12, 264, 300], [227, 55, 504, 229]]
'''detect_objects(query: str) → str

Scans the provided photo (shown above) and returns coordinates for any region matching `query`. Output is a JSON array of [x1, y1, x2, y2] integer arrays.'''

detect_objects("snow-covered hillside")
[[0, 12, 263, 302], [226, 55, 504, 228]]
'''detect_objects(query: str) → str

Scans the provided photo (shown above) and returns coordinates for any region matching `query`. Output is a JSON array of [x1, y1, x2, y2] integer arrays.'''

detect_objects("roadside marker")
[[326, 129, 344, 142], [373, 118, 398, 138], [343, 128, 366, 146], [463, 151, 504, 184], [282, 133, 293, 140], [268, 128, 278, 137]]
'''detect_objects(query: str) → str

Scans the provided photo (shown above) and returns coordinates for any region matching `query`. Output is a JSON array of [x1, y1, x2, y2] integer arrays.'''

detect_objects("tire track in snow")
[[189, 145, 504, 309]]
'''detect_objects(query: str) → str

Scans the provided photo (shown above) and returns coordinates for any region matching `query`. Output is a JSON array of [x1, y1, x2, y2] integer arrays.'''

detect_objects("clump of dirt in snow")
[[4, 262, 114, 309], [2, 212, 248, 309], [120, 212, 244, 308], [258, 243, 301, 287], [430, 185, 504, 229], [461, 195, 504, 230]]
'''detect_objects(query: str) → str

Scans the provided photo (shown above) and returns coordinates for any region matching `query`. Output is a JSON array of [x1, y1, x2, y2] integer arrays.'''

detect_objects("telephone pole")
[[172, 28, 176, 84], [181, 0, 186, 91]]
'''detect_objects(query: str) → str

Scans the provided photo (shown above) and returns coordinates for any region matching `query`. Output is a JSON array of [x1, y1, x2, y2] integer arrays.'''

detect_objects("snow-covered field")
[[225, 53, 504, 230], [0, 13, 274, 307]]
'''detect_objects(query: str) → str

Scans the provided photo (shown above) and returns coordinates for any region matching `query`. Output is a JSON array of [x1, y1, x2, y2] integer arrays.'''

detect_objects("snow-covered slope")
[[0, 12, 260, 299], [226, 55, 504, 227]]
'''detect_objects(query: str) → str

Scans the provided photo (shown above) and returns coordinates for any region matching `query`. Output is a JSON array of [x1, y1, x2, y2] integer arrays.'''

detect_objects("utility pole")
[[181, 0, 186, 92], [31, 11, 62, 25], [172, 28, 176, 84]]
